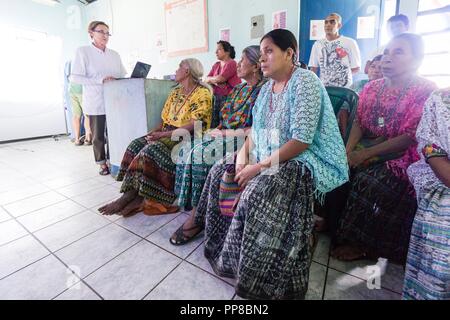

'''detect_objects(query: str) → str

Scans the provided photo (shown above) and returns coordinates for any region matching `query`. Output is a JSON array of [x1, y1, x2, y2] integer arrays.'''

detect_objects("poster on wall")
[[310, 20, 325, 40], [272, 10, 287, 29], [219, 28, 230, 42], [357, 16, 376, 39], [165, 0, 208, 57]]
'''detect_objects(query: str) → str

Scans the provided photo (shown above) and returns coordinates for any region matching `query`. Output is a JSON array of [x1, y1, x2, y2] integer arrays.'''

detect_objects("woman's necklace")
[[172, 84, 198, 121], [269, 66, 296, 112], [374, 77, 415, 128]]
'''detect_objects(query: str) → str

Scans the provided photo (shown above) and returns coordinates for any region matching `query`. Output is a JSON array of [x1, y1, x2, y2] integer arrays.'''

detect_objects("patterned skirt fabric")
[[175, 137, 241, 210], [117, 136, 147, 181], [211, 95, 227, 129], [403, 185, 450, 300], [336, 164, 417, 264], [117, 136, 179, 205], [195, 160, 315, 300]]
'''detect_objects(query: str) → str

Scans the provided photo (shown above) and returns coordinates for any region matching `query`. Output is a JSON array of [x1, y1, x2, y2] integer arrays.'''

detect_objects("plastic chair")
[[325, 86, 359, 144]]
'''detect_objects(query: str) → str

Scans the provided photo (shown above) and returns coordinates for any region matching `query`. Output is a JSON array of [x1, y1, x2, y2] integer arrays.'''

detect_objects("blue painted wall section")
[[299, 0, 383, 68]]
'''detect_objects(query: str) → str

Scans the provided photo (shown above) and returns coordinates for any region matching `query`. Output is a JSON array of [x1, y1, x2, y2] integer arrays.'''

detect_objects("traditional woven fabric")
[[161, 86, 212, 131], [403, 89, 450, 300], [175, 81, 264, 210], [116, 85, 212, 204], [336, 164, 417, 264], [117, 136, 147, 181], [356, 77, 437, 180], [195, 160, 315, 300], [219, 81, 265, 129], [407, 89, 450, 196], [119, 137, 179, 205], [174, 137, 236, 210], [218, 164, 242, 217]]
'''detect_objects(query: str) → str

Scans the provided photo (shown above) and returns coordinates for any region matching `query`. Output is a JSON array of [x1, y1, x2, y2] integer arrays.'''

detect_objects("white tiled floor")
[[0, 137, 404, 300]]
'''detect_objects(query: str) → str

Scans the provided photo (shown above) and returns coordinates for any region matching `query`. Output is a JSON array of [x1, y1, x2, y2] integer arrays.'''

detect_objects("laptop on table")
[[118, 61, 152, 80]]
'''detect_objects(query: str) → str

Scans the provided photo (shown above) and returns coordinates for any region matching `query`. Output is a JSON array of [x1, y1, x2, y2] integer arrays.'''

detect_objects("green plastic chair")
[[325, 86, 359, 144]]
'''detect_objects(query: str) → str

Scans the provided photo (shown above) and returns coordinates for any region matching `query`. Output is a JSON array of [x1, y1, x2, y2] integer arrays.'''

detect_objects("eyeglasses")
[[92, 30, 112, 37]]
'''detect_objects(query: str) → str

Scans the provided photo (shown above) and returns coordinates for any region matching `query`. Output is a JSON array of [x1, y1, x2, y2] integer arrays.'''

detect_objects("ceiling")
[[77, 0, 97, 4]]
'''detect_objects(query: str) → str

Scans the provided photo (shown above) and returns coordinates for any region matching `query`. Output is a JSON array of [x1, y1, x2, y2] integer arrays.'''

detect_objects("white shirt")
[[308, 36, 361, 87], [70, 44, 126, 115]]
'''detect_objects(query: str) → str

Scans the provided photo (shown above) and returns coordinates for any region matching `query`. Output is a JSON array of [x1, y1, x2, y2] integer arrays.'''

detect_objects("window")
[[416, 0, 450, 88], [379, 0, 398, 46]]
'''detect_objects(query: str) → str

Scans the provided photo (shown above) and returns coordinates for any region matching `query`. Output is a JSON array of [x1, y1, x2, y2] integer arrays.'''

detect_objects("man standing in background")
[[309, 13, 361, 88], [364, 14, 410, 72]]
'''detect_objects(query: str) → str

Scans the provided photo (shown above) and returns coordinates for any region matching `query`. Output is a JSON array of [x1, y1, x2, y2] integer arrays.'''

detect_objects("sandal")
[[169, 224, 203, 246], [84, 140, 92, 146], [74, 140, 83, 146], [99, 166, 110, 176]]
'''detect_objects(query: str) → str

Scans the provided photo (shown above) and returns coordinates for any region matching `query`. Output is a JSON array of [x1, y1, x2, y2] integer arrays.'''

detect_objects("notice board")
[[165, 0, 209, 57]]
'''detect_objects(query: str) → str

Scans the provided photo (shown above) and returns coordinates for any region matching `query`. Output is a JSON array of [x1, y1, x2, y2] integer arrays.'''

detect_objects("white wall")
[[398, 0, 419, 31], [0, 0, 88, 142], [85, 0, 300, 79]]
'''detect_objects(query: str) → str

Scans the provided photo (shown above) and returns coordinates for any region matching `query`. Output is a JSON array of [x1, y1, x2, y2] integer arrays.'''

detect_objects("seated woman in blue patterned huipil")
[[192, 29, 349, 300]]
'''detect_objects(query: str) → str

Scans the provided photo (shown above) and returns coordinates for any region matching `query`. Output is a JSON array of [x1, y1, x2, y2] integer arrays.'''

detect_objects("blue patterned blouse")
[[251, 67, 349, 198]]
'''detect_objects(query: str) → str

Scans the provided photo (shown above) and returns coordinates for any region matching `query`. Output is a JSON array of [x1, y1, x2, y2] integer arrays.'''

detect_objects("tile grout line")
[[42, 175, 109, 191], [0, 188, 56, 208], [5, 198, 233, 299], [63, 238, 148, 284], [1, 215, 106, 300], [182, 257, 237, 288], [2, 197, 71, 221], [1, 212, 113, 267], [0, 205, 98, 250], [141, 259, 186, 300]]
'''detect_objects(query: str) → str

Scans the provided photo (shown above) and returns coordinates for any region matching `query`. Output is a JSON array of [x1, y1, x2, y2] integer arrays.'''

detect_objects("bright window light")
[[379, 0, 397, 46], [417, 1, 450, 88], [0, 25, 63, 104], [418, 0, 450, 12], [416, 12, 450, 34], [422, 32, 450, 53]]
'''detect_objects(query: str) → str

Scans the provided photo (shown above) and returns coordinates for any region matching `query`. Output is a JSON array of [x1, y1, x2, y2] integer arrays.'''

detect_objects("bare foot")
[[120, 196, 143, 217], [331, 245, 366, 261], [99, 190, 137, 215]]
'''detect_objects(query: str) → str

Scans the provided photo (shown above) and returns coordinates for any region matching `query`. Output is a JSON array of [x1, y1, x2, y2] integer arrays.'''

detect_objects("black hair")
[[261, 29, 299, 66], [217, 41, 236, 59], [387, 14, 410, 27], [391, 32, 425, 62], [371, 54, 383, 63]]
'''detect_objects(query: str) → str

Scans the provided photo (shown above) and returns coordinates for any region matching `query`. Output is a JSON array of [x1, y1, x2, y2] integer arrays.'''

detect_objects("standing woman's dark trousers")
[[88, 115, 109, 165]]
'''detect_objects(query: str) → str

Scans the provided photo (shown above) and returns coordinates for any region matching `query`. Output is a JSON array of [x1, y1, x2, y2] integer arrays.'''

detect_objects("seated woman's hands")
[[235, 163, 261, 188], [347, 149, 370, 168], [146, 130, 167, 142]]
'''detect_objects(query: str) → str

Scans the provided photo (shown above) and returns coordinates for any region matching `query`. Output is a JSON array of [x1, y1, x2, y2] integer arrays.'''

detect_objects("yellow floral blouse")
[[161, 86, 212, 131]]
